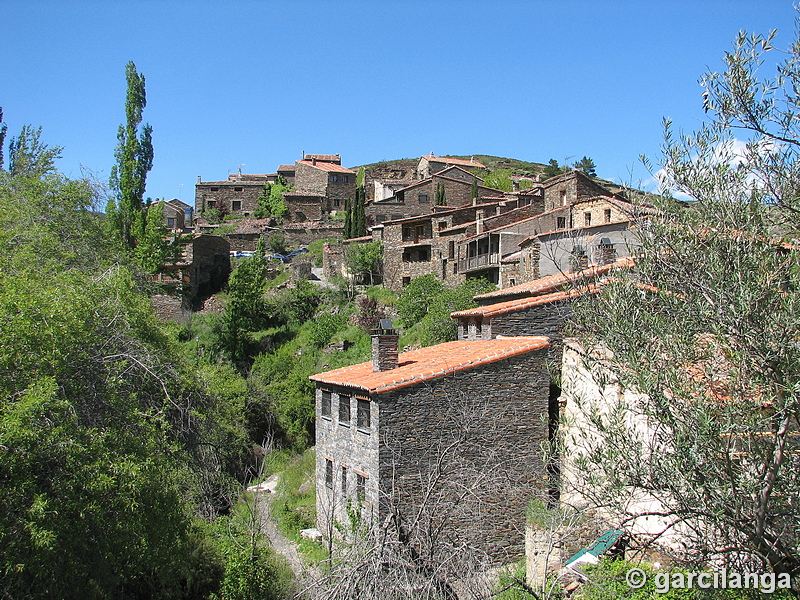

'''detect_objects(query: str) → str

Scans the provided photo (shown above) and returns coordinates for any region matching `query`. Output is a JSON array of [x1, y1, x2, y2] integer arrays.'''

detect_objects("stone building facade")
[[370, 168, 508, 223], [377, 202, 513, 290], [195, 172, 269, 219], [415, 154, 487, 179], [542, 170, 618, 212], [310, 332, 552, 562]]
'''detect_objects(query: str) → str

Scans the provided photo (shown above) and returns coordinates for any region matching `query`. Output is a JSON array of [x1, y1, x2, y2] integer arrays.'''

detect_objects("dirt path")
[[252, 475, 321, 596]]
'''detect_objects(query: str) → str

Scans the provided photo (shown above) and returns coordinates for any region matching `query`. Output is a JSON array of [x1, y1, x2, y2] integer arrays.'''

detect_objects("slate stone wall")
[[195, 176, 266, 218], [375, 347, 551, 562]]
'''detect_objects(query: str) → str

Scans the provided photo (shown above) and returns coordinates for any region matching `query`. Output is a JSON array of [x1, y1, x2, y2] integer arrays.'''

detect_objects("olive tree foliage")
[[568, 23, 800, 582]]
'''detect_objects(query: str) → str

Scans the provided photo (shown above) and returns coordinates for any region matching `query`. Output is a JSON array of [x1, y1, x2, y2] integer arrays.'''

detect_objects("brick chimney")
[[371, 319, 399, 372]]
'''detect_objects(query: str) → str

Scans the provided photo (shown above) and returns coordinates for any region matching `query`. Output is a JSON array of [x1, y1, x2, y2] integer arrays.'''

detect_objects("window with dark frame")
[[232, 200, 242, 211], [321, 391, 332, 418], [357, 399, 370, 430], [584, 212, 592, 226], [356, 473, 366, 501], [325, 459, 333, 489], [418, 194, 429, 203], [341, 466, 348, 495], [234, 187, 243, 192], [343, 175, 349, 183], [557, 216, 566, 229], [339, 394, 351, 425], [604, 208, 612, 223]]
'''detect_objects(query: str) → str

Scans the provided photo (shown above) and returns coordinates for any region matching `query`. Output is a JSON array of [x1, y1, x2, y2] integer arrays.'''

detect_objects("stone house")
[[376, 201, 515, 290], [415, 153, 486, 179], [370, 167, 508, 223], [158, 198, 192, 232], [150, 234, 231, 319], [541, 170, 621, 212], [310, 327, 552, 562], [287, 157, 356, 221], [195, 172, 269, 219]]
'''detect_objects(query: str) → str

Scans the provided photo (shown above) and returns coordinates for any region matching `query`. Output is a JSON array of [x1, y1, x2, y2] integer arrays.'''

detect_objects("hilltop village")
[[146, 152, 653, 588]]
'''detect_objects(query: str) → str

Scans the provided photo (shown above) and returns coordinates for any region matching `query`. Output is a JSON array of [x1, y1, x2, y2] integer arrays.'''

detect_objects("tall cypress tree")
[[108, 61, 153, 249], [354, 185, 367, 238], [343, 195, 353, 239]]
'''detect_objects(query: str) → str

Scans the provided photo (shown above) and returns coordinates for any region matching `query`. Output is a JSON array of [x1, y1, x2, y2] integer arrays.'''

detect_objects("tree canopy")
[[569, 22, 800, 581]]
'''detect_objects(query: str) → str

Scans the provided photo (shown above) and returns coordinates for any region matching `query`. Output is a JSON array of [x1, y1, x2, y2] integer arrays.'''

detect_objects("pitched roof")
[[309, 336, 549, 394], [451, 286, 601, 319], [473, 256, 635, 301], [425, 155, 486, 169], [277, 164, 296, 172], [304, 154, 341, 162], [297, 160, 355, 174]]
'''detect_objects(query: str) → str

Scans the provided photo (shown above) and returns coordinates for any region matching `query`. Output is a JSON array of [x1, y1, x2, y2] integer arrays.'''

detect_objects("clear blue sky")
[[2, 1, 797, 203]]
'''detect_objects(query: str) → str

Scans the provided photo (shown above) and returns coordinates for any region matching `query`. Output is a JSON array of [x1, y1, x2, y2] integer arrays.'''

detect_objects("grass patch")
[[271, 449, 327, 563], [265, 270, 290, 290]]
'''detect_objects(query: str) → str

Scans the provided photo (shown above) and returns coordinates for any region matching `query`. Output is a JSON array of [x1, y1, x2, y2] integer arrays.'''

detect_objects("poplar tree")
[[108, 61, 153, 249]]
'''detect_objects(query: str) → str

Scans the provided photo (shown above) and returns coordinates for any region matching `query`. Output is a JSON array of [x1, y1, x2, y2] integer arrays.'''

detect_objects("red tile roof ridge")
[[297, 160, 355, 173], [473, 257, 636, 301], [309, 336, 549, 394], [451, 285, 602, 318], [426, 155, 487, 168]]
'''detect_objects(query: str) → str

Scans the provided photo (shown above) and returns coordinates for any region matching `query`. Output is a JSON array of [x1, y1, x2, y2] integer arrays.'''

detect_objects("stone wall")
[[542, 171, 612, 212], [519, 238, 541, 283], [195, 174, 267, 218], [316, 385, 382, 531], [376, 348, 551, 562], [149, 294, 192, 322]]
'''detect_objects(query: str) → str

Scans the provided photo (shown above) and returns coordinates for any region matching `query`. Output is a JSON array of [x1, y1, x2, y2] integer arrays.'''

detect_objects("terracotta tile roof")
[[304, 154, 340, 162], [277, 164, 296, 172], [474, 256, 635, 301], [451, 286, 602, 319], [297, 160, 355, 174], [426, 155, 486, 169], [309, 336, 549, 394]]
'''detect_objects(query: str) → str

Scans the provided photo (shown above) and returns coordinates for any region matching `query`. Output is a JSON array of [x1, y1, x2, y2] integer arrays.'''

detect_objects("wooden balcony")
[[457, 252, 499, 273]]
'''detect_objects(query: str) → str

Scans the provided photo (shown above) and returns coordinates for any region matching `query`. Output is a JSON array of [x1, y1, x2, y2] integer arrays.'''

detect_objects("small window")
[[325, 459, 333, 489], [376, 214, 387, 223], [333, 198, 340, 207], [439, 221, 447, 231], [339, 394, 351, 425], [331, 175, 339, 183], [509, 278, 516, 286], [343, 175, 349, 183], [232, 200, 242, 211], [357, 399, 370, 430], [321, 391, 331, 419], [557, 217, 566, 229], [584, 212, 592, 227], [341, 466, 348, 495], [206, 200, 217, 208], [167, 217, 175, 228], [210, 186, 219, 192], [418, 194, 429, 203], [402, 276, 411, 287], [448, 241, 455, 260], [560, 190, 567, 206], [392, 214, 403, 221], [604, 208, 612, 223], [234, 187, 243, 192], [356, 473, 366, 501]]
